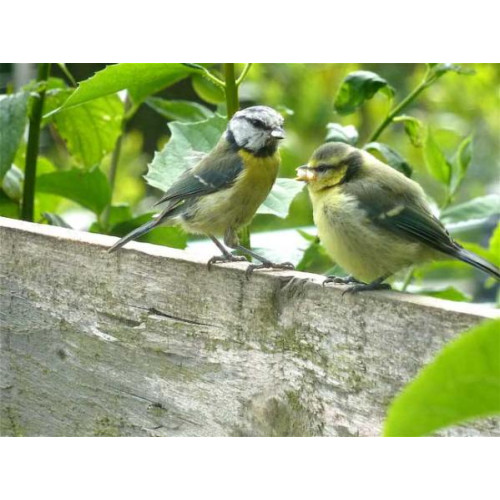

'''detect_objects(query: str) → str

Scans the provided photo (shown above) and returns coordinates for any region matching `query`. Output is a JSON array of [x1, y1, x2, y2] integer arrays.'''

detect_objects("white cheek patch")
[[230, 119, 269, 152]]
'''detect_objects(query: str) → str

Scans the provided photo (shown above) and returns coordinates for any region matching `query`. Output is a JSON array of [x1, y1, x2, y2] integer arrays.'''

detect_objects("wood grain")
[[1, 217, 498, 436]]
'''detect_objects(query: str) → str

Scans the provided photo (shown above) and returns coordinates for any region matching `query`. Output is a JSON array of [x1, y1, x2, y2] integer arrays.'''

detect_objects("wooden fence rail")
[[1, 217, 498, 436]]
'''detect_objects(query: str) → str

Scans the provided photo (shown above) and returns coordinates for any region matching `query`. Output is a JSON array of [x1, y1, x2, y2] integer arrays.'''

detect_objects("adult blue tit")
[[296, 142, 500, 292], [109, 105, 293, 275]]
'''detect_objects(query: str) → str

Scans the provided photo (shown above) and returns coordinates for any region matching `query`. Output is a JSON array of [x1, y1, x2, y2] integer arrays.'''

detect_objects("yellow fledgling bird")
[[109, 106, 293, 275], [296, 142, 500, 292]]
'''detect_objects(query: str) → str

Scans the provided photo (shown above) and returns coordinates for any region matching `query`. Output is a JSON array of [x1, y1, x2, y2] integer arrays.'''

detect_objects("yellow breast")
[[181, 149, 280, 235]]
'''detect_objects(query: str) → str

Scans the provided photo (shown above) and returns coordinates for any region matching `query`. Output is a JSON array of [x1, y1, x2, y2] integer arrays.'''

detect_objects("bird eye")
[[249, 118, 264, 128], [316, 165, 329, 173]]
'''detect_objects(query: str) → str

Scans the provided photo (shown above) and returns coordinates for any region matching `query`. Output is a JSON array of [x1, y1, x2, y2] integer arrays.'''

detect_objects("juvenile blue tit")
[[109, 106, 293, 274], [296, 142, 500, 292]]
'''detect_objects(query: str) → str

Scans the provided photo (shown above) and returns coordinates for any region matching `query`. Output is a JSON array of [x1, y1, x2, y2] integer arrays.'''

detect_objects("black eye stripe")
[[248, 118, 270, 130], [314, 164, 334, 173]]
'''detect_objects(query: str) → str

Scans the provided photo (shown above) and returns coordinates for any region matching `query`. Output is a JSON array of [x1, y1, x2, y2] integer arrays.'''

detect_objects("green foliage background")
[[0, 63, 498, 303]]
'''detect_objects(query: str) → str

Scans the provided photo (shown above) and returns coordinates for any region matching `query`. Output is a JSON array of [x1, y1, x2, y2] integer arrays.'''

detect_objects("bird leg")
[[323, 275, 362, 286], [207, 235, 247, 270], [342, 276, 391, 295], [232, 246, 295, 279], [222, 229, 294, 278]]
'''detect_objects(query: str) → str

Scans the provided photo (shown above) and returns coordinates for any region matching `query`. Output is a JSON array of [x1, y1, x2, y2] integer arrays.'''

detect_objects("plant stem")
[[368, 72, 431, 143], [101, 96, 132, 231], [224, 63, 252, 252], [21, 63, 50, 222], [401, 267, 415, 292], [236, 63, 252, 86], [224, 63, 239, 118]]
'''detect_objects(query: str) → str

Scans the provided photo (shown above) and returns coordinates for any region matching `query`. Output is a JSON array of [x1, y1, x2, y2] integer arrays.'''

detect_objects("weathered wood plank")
[[1, 216, 498, 436]]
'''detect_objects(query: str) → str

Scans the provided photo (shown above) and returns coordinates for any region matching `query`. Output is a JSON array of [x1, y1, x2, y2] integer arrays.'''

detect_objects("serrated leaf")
[[48, 63, 199, 114], [334, 71, 394, 115], [0, 92, 29, 180], [384, 319, 500, 437], [145, 114, 228, 191], [394, 115, 424, 148], [325, 123, 359, 145], [440, 194, 500, 224], [51, 90, 123, 167], [257, 178, 304, 218], [145, 97, 213, 122], [36, 166, 111, 214], [110, 212, 187, 249], [42, 212, 72, 228], [364, 142, 412, 177], [423, 129, 451, 184], [192, 74, 226, 105], [2, 165, 23, 201]]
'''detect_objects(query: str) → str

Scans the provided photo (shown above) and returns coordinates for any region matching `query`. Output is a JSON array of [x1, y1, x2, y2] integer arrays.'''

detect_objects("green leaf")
[[416, 285, 472, 302], [423, 129, 451, 184], [50, 91, 123, 167], [257, 178, 304, 218], [384, 319, 500, 437], [334, 71, 394, 115], [450, 135, 473, 194], [325, 123, 359, 145], [42, 212, 72, 228], [394, 115, 424, 148], [295, 231, 334, 274], [36, 166, 111, 214], [110, 213, 187, 249], [145, 97, 213, 122], [0, 189, 19, 218], [0, 92, 29, 180], [48, 63, 199, 114], [364, 142, 412, 177], [2, 165, 23, 201], [192, 74, 226, 105], [489, 223, 500, 265], [431, 63, 475, 78], [145, 114, 228, 191], [440, 194, 500, 224]]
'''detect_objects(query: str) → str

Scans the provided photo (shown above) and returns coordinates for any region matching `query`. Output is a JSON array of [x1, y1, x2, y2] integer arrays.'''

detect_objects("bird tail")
[[108, 218, 160, 253], [454, 247, 500, 280]]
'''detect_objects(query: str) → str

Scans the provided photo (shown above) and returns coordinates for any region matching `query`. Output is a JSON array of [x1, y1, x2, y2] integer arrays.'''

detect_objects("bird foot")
[[323, 275, 361, 287], [245, 261, 295, 279], [207, 254, 247, 271]]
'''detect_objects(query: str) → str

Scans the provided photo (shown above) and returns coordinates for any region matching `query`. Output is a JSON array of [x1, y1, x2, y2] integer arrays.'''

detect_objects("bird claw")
[[245, 261, 295, 279], [207, 254, 247, 271]]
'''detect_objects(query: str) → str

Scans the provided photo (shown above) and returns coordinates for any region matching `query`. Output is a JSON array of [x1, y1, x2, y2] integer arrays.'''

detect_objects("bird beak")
[[271, 127, 286, 139], [295, 166, 316, 182]]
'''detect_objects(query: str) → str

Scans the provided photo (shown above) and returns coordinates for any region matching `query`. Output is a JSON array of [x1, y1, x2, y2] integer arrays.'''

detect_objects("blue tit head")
[[296, 142, 363, 191], [227, 106, 285, 155]]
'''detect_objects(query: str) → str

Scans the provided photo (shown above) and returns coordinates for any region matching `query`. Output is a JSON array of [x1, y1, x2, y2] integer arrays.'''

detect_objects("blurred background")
[[1, 63, 498, 303]]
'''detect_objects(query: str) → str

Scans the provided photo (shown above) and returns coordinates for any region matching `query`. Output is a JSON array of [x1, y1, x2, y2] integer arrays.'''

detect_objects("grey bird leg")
[[207, 235, 246, 270], [342, 276, 391, 295], [220, 228, 294, 278]]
